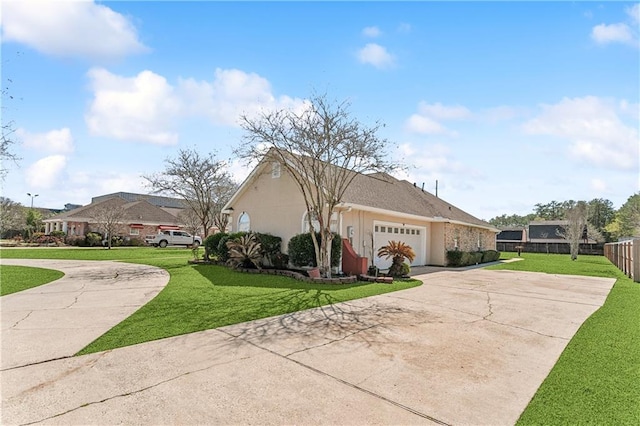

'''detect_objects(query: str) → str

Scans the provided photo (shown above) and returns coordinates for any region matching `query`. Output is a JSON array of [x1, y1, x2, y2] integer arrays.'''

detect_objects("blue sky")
[[2, 1, 638, 220]]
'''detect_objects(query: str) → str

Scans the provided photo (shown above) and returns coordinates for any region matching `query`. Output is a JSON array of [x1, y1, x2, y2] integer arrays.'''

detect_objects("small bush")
[[448, 249, 500, 267], [204, 232, 228, 258], [401, 262, 411, 276], [85, 232, 103, 247], [287, 232, 341, 267], [482, 250, 500, 263], [217, 232, 247, 262], [226, 234, 262, 269], [126, 237, 146, 247], [446, 250, 463, 267], [254, 233, 282, 266], [65, 235, 87, 247], [50, 230, 66, 238]]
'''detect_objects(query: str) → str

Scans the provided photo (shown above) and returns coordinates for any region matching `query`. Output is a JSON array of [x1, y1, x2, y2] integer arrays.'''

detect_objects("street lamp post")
[[27, 192, 39, 209], [26, 193, 39, 238]]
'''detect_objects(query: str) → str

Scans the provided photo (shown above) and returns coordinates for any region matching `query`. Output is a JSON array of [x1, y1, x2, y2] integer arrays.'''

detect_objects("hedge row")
[[446, 249, 500, 267]]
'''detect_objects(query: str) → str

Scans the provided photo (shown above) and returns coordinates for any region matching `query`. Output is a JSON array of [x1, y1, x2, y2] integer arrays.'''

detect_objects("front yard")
[[0, 247, 421, 355]]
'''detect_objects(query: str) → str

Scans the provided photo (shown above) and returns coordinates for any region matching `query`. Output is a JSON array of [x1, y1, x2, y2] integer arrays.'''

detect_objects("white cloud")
[[362, 26, 381, 38], [1, 0, 147, 60], [626, 4, 640, 24], [591, 23, 634, 45], [405, 102, 471, 135], [85, 68, 181, 145], [590, 178, 608, 192], [522, 96, 639, 170], [357, 43, 395, 69], [393, 143, 482, 192], [405, 114, 446, 134], [178, 68, 307, 126], [18, 127, 74, 153], [26, 155, 67, 189], [85, 67, 307, 144], [591, 5, 639, 47]]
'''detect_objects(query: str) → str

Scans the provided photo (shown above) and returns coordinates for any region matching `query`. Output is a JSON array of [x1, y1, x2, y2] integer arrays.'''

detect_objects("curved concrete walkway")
[[0, 259, 169, 370], [0, 266, 615, 425]]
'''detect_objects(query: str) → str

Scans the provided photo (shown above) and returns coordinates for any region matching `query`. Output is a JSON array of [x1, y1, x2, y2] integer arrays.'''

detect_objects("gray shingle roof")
[[342, 172, 494, 229], [44, 197, 179, 225]]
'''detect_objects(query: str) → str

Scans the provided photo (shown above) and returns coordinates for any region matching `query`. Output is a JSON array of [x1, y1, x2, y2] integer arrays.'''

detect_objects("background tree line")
[[488, 194, 640, 242]]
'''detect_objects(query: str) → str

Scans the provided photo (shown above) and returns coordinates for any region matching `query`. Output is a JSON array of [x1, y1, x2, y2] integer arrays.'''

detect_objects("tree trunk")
[[320, 229, 333, 278]]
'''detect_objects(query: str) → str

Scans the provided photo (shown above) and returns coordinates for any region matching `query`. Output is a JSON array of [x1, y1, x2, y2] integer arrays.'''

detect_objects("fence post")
[[633, 239, 640, 283]]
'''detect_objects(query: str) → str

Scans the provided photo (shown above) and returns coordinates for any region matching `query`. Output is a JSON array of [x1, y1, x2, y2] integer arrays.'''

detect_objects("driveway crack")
[[19, 356, 252, 425], [10, 311, 34, 329], [284, 324, 379, 357], [483, 292, 494, 320]]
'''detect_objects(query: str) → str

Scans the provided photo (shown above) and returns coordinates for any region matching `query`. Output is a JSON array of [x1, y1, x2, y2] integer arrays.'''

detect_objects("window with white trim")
[[238, 212, 251, 232], [302, 211, 338, 233], [130, 228, 140, 236]]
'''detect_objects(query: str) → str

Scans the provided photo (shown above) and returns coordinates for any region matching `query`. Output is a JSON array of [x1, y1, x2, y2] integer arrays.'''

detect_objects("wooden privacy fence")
[[604, 239, 640, 283]]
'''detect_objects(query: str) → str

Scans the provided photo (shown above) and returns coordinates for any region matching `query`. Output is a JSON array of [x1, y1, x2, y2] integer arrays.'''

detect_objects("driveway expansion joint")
[[217, 328, 451, 425]]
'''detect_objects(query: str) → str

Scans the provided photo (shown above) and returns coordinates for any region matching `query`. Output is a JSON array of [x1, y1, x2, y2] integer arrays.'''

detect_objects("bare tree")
[[144, 149, 237, 238], [556, 202, 589, 261], [178, 207, 202, 240], [92, 205, 126, 249], [237, 93, 399, 277], [0, 197, 25, 237], [1, 75, 21, 180]]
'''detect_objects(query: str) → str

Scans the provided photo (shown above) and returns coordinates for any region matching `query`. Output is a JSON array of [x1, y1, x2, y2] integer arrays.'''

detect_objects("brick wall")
[[444, 223, 497, 252]]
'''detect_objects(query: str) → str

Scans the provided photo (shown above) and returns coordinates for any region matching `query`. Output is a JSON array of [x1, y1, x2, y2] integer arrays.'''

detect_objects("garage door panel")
[[373, 222, 425, 269]]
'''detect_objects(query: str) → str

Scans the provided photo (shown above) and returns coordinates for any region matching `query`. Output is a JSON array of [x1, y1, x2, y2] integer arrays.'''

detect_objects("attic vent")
[[272, 162, 281, 178]]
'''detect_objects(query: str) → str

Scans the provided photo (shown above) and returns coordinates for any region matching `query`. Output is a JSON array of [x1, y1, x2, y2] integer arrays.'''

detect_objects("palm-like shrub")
[[377, 240, 416, 277], [226, 233, 263, 269]]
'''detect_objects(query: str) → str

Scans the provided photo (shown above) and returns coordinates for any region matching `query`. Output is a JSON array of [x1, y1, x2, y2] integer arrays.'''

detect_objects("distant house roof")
[[91, 192, 186, 209], [44, 197, 180, 226], [496, 229, 525, 242], [528, 221, 567, 241]]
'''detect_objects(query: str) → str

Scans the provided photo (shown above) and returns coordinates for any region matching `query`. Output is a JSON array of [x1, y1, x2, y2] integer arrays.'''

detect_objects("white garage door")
[[373, 222, 426, 270]]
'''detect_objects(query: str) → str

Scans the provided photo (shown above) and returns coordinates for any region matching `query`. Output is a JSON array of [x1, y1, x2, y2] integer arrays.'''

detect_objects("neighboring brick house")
[[43, 192, 187, 240], [223, 151, 499, 270]]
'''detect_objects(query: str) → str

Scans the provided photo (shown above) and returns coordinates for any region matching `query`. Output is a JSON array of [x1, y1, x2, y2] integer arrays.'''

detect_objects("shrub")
[[288, 232, 342, 268], [461, 251, 482, 266], [377, 241, 416, 277], [50, 230, 66, 238], [217, 232, 247, 262], [65, 235, 87, 247], [204, 232, 228, 259], [126, 237, 146, 247], [85, 232, 103, 247], [482, 250, 500, 263], [254, 233, 282, 266], [446, 250, 463, 267], [226, 234, 263, 269], [401, 262, 411, 276], [271, 252, 289, 269]]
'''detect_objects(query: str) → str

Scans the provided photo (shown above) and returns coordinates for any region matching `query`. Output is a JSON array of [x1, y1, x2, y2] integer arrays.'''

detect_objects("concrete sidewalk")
[[0, 259, 169, 370], [1, 267, 615, 425]]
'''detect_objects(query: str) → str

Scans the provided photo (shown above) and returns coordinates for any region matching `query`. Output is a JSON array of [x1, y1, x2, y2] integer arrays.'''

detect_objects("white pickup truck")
[[145, 230, 202, 248]]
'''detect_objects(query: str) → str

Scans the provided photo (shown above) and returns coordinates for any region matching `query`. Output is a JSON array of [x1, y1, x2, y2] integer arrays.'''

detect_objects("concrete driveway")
[[1, 265, 615, 425], [0, 259, 169, 370]]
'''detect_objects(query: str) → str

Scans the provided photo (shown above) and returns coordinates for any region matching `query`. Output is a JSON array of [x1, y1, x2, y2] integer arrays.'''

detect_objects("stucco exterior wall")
[[226, 165, 308, 251]]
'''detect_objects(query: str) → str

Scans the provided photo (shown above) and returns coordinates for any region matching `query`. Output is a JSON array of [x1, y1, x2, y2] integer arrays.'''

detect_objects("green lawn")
[[0, 265, 65, 296], [0, 247, 421, 355], [488, 253, 640, 425]]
